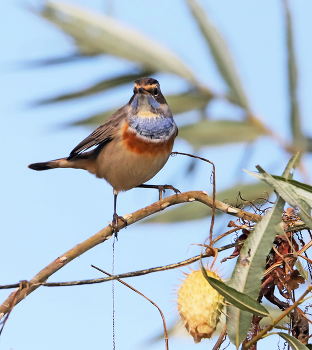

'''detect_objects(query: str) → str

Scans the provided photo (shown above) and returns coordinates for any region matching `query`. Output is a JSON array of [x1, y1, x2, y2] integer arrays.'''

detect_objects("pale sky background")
[[1, 1, 312, 349]]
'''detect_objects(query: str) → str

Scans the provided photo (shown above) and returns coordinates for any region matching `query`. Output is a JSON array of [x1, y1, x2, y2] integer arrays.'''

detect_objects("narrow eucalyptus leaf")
[[166, 92, 212, 115], [226, 195, 285, 347], [282, 1, 307, 151], [19, 53, 91, 69], [245, 167, 312, 229], [282, 151, 301, 179], [295, 261, 309, 281], [40, 1, 202, 85], [201, 266, 269, 317], [186, 0, 249, 109], [276, 332, 309, 350], [178, 120, 267, 147], [33, 71, 154, 105]]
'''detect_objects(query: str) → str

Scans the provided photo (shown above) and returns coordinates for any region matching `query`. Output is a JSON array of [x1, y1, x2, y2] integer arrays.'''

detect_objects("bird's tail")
[[28, 158, 70, 171]]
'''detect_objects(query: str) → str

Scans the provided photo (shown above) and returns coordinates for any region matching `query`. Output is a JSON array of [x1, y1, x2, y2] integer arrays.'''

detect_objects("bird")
[[28, 77, 180, 235]]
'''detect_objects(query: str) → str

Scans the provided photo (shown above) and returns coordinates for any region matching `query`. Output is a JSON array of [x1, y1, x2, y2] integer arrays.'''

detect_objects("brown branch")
[[91, 265, 169, 350], [0, 242, 244, 289], [0, 190, 261, 317], [212, 324, 227, 350]]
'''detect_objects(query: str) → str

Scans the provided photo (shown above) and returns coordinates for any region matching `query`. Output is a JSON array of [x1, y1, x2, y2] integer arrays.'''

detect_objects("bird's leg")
[[136, 184, 180, 200], [111, 192, 127, 238]]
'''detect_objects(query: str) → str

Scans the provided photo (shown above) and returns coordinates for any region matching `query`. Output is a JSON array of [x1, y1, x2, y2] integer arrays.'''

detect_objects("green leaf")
[[19, 53, 92, 69], [282, 0, 307, 151], [186, 0, 249, 109], [295, 261, 309, 282], [33, 71, 155, 105], [178, 120, 267, 147], [40, 1, 203, 87], [306, 138, 312, 153], [275, 332, 309, 350], [201, 266, 270, 317], [245, 167, 312, 229], [67, 109, 116, 127], [65, 92, 212, 128], [282, 151, 301, 179], [143, 181, 272, 223], [271, 176, 312, 206], [166, 92, 212, 115], [226, 195, 285, 347]]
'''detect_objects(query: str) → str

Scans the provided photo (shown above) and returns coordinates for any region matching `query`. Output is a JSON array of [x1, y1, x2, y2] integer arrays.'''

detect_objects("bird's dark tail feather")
[[28, 158, 66, 171]]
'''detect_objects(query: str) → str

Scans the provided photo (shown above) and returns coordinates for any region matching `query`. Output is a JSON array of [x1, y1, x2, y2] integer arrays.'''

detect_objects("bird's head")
[[129, 77, 170, 117]]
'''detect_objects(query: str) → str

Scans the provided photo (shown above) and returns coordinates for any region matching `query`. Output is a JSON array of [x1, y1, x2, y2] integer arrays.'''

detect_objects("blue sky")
[[1, 0, 312, 349]]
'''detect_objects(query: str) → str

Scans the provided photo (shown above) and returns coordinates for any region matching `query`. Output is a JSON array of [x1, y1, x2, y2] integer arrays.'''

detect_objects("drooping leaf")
[[33, 70, 155, 105], [282, 0, 307, 152], [282, 151, 301, 179], [40, 1, 203, 87], [226, 195, 285, 347], [295, 260, 309, 281], [186, 0, 249, 109], [245, 167, 312, 229], [18, 53, 93, 69], [306, 138, 312, 153], [275, 332, 309, 350], [67, 109, 116, 127], [178, 120, 267, 147], [166, 92, 212, 115], [271, 176, 312, 206], [65, 92, 212, 127], [143, 181, 272, 223], [201, 266, 270, 317]]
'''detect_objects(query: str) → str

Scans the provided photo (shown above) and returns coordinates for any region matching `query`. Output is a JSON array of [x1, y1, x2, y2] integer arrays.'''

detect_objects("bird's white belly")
[[94, 138, 172, 191]]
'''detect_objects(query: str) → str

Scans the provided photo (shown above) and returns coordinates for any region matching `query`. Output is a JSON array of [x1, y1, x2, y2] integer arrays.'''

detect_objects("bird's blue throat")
[[129, 116, 176, 140]]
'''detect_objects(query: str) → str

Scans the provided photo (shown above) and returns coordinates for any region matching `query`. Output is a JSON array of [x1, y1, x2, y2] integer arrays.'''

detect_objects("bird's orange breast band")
[[122, 123, 175, 156]]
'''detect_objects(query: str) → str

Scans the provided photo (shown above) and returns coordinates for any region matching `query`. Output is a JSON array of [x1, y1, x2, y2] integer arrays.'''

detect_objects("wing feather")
[[67, 105, 128, 160]]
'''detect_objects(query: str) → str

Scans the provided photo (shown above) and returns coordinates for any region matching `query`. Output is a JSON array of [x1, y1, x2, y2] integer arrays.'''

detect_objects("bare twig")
[[171, 152, 216, 246], [212, 227, 242, 245], [91, 265, 169, 350], [242, 285, 312, 350], [0, 191, 260, 317], [212, 324, 227, 350], [0, 242, 244, 290]]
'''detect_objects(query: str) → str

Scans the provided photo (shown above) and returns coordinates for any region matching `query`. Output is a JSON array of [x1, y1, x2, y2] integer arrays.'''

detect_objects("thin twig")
[[0, 191, 260, 317], [91, 265, 169, 350], [212, 324, 227, 350], [212, 227, 242, 245], [171, 152, 216, 246], [0, 242, 244, 290], [242, 285, 312, 350]]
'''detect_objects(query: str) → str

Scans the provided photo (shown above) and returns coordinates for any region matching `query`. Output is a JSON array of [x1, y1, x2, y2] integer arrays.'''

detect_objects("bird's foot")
[[157, 185, 180, 200], [136, 184, 180, 200], [111, 213, 128, 239]]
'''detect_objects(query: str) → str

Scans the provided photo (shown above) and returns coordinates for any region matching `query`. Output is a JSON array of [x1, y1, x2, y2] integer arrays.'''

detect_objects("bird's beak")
[[138, 87, 149, 95]]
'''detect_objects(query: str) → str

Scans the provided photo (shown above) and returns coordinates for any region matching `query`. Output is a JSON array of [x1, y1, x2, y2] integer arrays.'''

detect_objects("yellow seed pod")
[[177, 267, 224, 343]]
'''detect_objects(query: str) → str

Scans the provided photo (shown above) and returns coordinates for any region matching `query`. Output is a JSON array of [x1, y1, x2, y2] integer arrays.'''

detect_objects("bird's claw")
[[157, 185, 180, 200], [111, 213, 128, 238]]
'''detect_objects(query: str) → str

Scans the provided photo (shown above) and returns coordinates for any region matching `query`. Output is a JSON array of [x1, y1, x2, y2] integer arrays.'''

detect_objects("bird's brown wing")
[[67, 105, 128, 160]]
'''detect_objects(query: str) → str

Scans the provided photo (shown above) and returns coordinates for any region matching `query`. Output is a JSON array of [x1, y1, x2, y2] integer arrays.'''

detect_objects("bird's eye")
[[154, 87, 158, 96]]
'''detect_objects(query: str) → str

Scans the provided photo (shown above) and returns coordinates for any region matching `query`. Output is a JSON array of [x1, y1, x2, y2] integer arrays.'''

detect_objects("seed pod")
[[177, 267, 224, 343]]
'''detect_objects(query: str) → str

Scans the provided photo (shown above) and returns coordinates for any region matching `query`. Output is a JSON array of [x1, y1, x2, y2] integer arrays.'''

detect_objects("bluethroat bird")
[[29, 77, 180, 235]]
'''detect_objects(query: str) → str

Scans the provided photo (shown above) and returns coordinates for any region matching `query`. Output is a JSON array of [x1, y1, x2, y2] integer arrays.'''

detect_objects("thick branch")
[[0, 191, 261, 317]]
